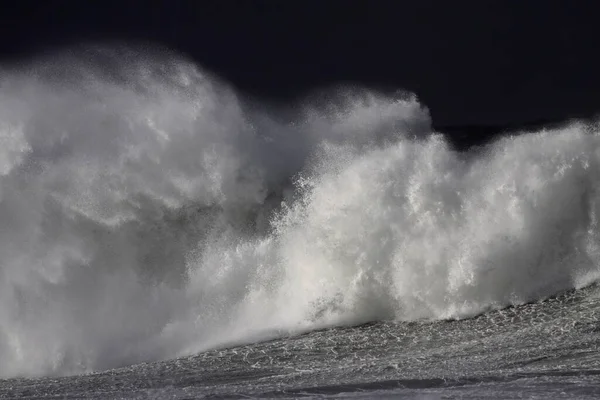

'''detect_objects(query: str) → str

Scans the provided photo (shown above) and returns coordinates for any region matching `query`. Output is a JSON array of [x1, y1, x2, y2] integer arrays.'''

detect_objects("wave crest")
[[0, 46, 599, 378]]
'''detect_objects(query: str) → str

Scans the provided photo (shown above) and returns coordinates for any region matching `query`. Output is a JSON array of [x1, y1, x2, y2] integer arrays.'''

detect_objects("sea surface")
[[4, 286, 600, 398], [2, 46, 600, 398]]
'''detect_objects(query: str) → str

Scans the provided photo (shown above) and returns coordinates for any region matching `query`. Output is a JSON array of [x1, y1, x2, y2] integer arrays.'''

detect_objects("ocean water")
[[2, 46, 600, 398]]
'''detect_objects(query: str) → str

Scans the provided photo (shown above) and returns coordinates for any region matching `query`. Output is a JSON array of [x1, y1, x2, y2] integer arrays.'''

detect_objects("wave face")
[[1, 46, 600, 378]]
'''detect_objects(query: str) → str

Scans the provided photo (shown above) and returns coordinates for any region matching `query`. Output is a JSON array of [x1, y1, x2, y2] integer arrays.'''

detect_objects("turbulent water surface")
[[2, 46, 600, 398]]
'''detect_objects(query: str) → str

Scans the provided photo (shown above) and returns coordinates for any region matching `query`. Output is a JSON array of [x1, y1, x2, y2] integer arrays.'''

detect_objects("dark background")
[[1, 0, 600, 136]]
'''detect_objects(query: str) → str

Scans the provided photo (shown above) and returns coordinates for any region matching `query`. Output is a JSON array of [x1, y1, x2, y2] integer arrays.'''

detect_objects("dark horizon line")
[[434, 111, 599, 150]]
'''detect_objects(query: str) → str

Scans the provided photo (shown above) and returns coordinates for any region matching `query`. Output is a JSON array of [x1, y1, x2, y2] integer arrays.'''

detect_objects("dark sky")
[[1, 0, 600, 126]]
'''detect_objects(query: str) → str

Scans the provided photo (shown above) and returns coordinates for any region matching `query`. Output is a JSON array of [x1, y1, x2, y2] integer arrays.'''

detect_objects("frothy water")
[[1, 46, 600, 378]]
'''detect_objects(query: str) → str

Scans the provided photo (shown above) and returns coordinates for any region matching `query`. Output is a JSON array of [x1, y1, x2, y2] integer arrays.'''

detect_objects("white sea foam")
[[1, 46, 599, 378]]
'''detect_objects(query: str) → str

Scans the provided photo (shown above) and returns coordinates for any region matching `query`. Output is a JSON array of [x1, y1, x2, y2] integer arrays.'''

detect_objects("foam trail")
[[1, 46, 600, 378]]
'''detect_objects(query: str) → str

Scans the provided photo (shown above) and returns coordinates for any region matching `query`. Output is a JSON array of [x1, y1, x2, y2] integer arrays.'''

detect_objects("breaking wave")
[[1, 46, 600, 378]]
